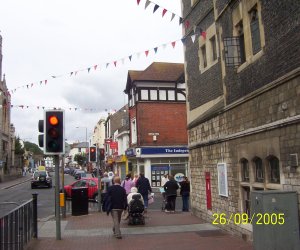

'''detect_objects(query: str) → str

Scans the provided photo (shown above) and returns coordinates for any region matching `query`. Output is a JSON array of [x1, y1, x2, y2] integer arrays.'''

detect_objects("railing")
[[0, 194, 38, 250]]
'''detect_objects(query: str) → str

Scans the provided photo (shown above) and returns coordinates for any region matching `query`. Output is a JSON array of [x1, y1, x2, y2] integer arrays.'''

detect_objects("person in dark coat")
[[105, 176, 127, 239], [136, 173, 152, 211], [180, 176, 190, 212], [163, 175, 179, 213]]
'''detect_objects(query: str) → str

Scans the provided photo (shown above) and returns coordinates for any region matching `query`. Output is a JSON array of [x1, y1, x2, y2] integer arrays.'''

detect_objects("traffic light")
[[89, 146, 97, 162], [44, 110, 65, 154], [99, 148, 105, 160]]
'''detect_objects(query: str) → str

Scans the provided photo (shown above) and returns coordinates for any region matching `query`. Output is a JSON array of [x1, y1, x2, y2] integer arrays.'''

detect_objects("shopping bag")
[[148, 193, 154, 205]]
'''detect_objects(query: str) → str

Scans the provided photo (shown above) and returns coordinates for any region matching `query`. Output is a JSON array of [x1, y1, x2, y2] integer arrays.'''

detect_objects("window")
[[131, 119, 137, 144], [159, 90, 167, 100], [242, 186, 251, 220], [210, 36, 217, 61], [236, 22, 246, 64], [168, 90, 175, 101], [254, 157, 264, 182], [141, 89, 148, 100], [201, 45, 207, 68], [268, 156, 280, 184], [177, 91, 186, 101], [249, 6, 261, 55], [241, 158, 249, 182], [150, 89, 158, 100]]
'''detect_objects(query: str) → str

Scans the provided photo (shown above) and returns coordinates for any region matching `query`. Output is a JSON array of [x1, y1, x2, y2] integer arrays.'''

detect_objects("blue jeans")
[[142, 193, 148, 208], [182, 194, 189, 211]]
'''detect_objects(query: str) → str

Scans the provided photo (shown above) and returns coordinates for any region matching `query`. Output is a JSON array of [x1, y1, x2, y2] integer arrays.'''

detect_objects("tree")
[[15, 137, 25, 155], [74, 153, 87, 166], [24, 141, 43, 155]]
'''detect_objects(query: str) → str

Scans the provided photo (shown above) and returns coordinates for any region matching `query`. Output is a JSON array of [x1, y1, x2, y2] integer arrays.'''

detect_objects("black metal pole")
[[32, 193, 38, 238]]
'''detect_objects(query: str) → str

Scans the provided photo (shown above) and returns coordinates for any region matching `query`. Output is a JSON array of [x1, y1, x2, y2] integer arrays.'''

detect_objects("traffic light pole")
[[54, 155, 61, 240]]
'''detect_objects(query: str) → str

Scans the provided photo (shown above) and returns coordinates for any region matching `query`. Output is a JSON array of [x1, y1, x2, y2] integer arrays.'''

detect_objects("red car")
[[64, 178, 99, 202]]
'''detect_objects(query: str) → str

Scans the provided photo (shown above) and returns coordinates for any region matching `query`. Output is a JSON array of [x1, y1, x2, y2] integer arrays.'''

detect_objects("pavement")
[[1, 176, 254, 250]]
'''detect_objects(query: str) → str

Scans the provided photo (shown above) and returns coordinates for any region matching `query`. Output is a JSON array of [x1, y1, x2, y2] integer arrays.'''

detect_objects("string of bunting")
[[9, 28, 206, 95], [135, 0, 189, 28], [6, 103, 117, 113]]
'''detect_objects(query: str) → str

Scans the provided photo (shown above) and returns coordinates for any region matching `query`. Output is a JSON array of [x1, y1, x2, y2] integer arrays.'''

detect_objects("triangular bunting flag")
[[26, 85, 29, 89], [154, 47, 158, 53], [137, 0, 141, 5], [94, 65, 98, 70], [75, 71, 78, 76], [191, 34, 196, 43], [201, 31, 207, 40], [171, 41, 176, 48], [162, 9, 167, 17], [181, 37, 187, 45], [40, 81, 42, 85], [170, 13, 175, 22], [145, 50, 149, 57], [185, 20, 190, 29], [153, 4, 159, 13], [87, 68, 91, 73], [145, 0, 151, 10], [179, 17, 183, 25], [70, 72, 74, 76], [45, 80, 47, 84], [114, 61, 117, 67], [129, 55, 132, 61], [106, 63, 109, 68], [31, 83, 34, 87]]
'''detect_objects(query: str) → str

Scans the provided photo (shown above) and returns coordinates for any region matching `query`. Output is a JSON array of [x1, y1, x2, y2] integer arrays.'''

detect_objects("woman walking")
[[180, 176, 190, 212]]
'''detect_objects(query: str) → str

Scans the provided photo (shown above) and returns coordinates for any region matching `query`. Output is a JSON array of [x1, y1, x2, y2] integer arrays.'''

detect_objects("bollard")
[[32, 193, 38, 238]]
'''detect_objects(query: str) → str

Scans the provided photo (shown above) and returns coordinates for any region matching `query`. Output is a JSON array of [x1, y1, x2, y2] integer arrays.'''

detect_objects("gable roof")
[[125, 62, 184, 93]]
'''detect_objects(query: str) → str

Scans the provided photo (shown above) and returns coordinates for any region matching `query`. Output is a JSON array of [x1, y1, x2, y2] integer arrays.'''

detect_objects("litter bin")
[[71, 187, 88, 216]]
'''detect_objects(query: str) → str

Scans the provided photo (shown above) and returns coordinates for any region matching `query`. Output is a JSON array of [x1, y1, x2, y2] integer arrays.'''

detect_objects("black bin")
[[71, 187, 88, 216]]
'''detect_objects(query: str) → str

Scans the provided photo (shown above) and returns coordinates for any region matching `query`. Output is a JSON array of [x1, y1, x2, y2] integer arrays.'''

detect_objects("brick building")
[[182, 0, 300, 238], [124, 62, 189, 186]]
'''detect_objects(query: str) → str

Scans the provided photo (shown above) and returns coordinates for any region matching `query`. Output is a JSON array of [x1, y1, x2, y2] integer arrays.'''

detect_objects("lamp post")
[[76, 127, 88, 168]]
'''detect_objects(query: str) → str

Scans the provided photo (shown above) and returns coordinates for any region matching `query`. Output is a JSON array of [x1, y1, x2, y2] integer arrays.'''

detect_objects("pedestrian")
[[163, 175, 179, 213], [136, 173, 152, 212], [105, 176, 127, 239], [180, 176, 190, 212], [121, 173, 135, 195], [100, 172, 112, 211], [132, 174, 139, 186]]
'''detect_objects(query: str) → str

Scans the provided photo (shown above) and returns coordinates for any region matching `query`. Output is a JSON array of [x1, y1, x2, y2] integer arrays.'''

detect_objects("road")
[[0, 173, 184, 219]]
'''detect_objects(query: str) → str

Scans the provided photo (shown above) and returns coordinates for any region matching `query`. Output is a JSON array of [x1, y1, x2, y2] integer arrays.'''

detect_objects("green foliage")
[[24, 141, 43, 155], [15, 137, 25, 155], [74, 153, 87, 166]]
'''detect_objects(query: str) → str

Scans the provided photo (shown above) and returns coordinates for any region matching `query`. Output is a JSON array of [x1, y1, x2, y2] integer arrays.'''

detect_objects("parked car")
[[63, 178, 99, 202], [74, 170, 87, 180], [31, 170, 52, 188], [64, 167, 70, 174]]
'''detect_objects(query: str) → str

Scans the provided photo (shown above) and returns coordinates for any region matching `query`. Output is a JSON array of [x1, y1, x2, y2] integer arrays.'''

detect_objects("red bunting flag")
[[171, 41, 176, 48], [185, 20, 190, 29], [145, 50, 149, 57], [45, 80, 47, 84], [162, 9, 167, 17], [114, 61, 117, 67], [137, 0, 141, 5], [94, 65, 98, 70], [201, 31, 207, 40]]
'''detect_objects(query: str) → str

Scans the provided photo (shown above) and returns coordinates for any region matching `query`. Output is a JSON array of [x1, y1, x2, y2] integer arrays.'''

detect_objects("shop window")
[[253, 157, 264, 183], [249, 6, 261, 55], [268, 156, 280, 184], [241, 158, 249, 182]]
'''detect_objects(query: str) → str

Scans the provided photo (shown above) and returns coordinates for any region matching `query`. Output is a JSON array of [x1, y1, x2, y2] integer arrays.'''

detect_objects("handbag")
[[148, 193, 154, 205]]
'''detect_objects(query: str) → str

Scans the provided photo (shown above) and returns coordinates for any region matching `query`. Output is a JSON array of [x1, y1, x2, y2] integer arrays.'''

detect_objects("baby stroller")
[[128, 193, 145, 225]]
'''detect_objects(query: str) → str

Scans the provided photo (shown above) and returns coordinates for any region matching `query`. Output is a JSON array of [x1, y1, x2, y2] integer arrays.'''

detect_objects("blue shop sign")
[[125, 148, 136, 157], [141, 147, 188, 155], [151, 165, 169, 171]]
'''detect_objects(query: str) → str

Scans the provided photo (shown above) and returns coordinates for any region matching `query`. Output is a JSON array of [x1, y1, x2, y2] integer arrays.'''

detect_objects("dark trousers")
[[166, 195, 177, 211], [182, 194, 189, 211]]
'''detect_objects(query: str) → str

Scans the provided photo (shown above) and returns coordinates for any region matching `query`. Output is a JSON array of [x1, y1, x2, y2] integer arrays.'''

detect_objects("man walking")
[[106, 176, 127, 239], [136, 173, 152, 212]]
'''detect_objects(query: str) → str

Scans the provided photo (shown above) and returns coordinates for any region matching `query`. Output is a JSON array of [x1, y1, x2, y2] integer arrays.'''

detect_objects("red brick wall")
[[135, 102, 188, 146]]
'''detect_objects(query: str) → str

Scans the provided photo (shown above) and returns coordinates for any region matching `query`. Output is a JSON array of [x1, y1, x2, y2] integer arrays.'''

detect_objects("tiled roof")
[[125, 62, 184, 92]]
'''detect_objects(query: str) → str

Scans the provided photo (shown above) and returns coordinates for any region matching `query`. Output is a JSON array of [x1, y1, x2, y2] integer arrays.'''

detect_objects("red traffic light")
[[49, 115, 59, 126], [90, 148, 95, 153]]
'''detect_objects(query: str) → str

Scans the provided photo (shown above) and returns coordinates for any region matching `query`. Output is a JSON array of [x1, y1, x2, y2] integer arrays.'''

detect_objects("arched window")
[[268, 156, 280, 184], [240, 158, 249, 182], [253, 157, 264, 183]]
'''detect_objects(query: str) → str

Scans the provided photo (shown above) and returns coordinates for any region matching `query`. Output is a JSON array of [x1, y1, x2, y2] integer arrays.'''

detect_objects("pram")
[[128, 193, 145, 225]]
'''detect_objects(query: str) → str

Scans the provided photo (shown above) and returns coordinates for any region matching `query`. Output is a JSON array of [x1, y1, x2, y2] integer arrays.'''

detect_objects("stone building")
[[0, 34, 15, 181], [181, 0, 300, 238], [124, 62, 189, 186]]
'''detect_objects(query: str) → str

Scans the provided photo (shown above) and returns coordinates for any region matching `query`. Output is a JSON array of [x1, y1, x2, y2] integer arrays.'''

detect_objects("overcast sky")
[[0, 0, 183, 145]]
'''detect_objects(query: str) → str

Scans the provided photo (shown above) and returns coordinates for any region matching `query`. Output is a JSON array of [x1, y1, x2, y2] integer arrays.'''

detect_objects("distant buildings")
[[182, 0, 300, 238]]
